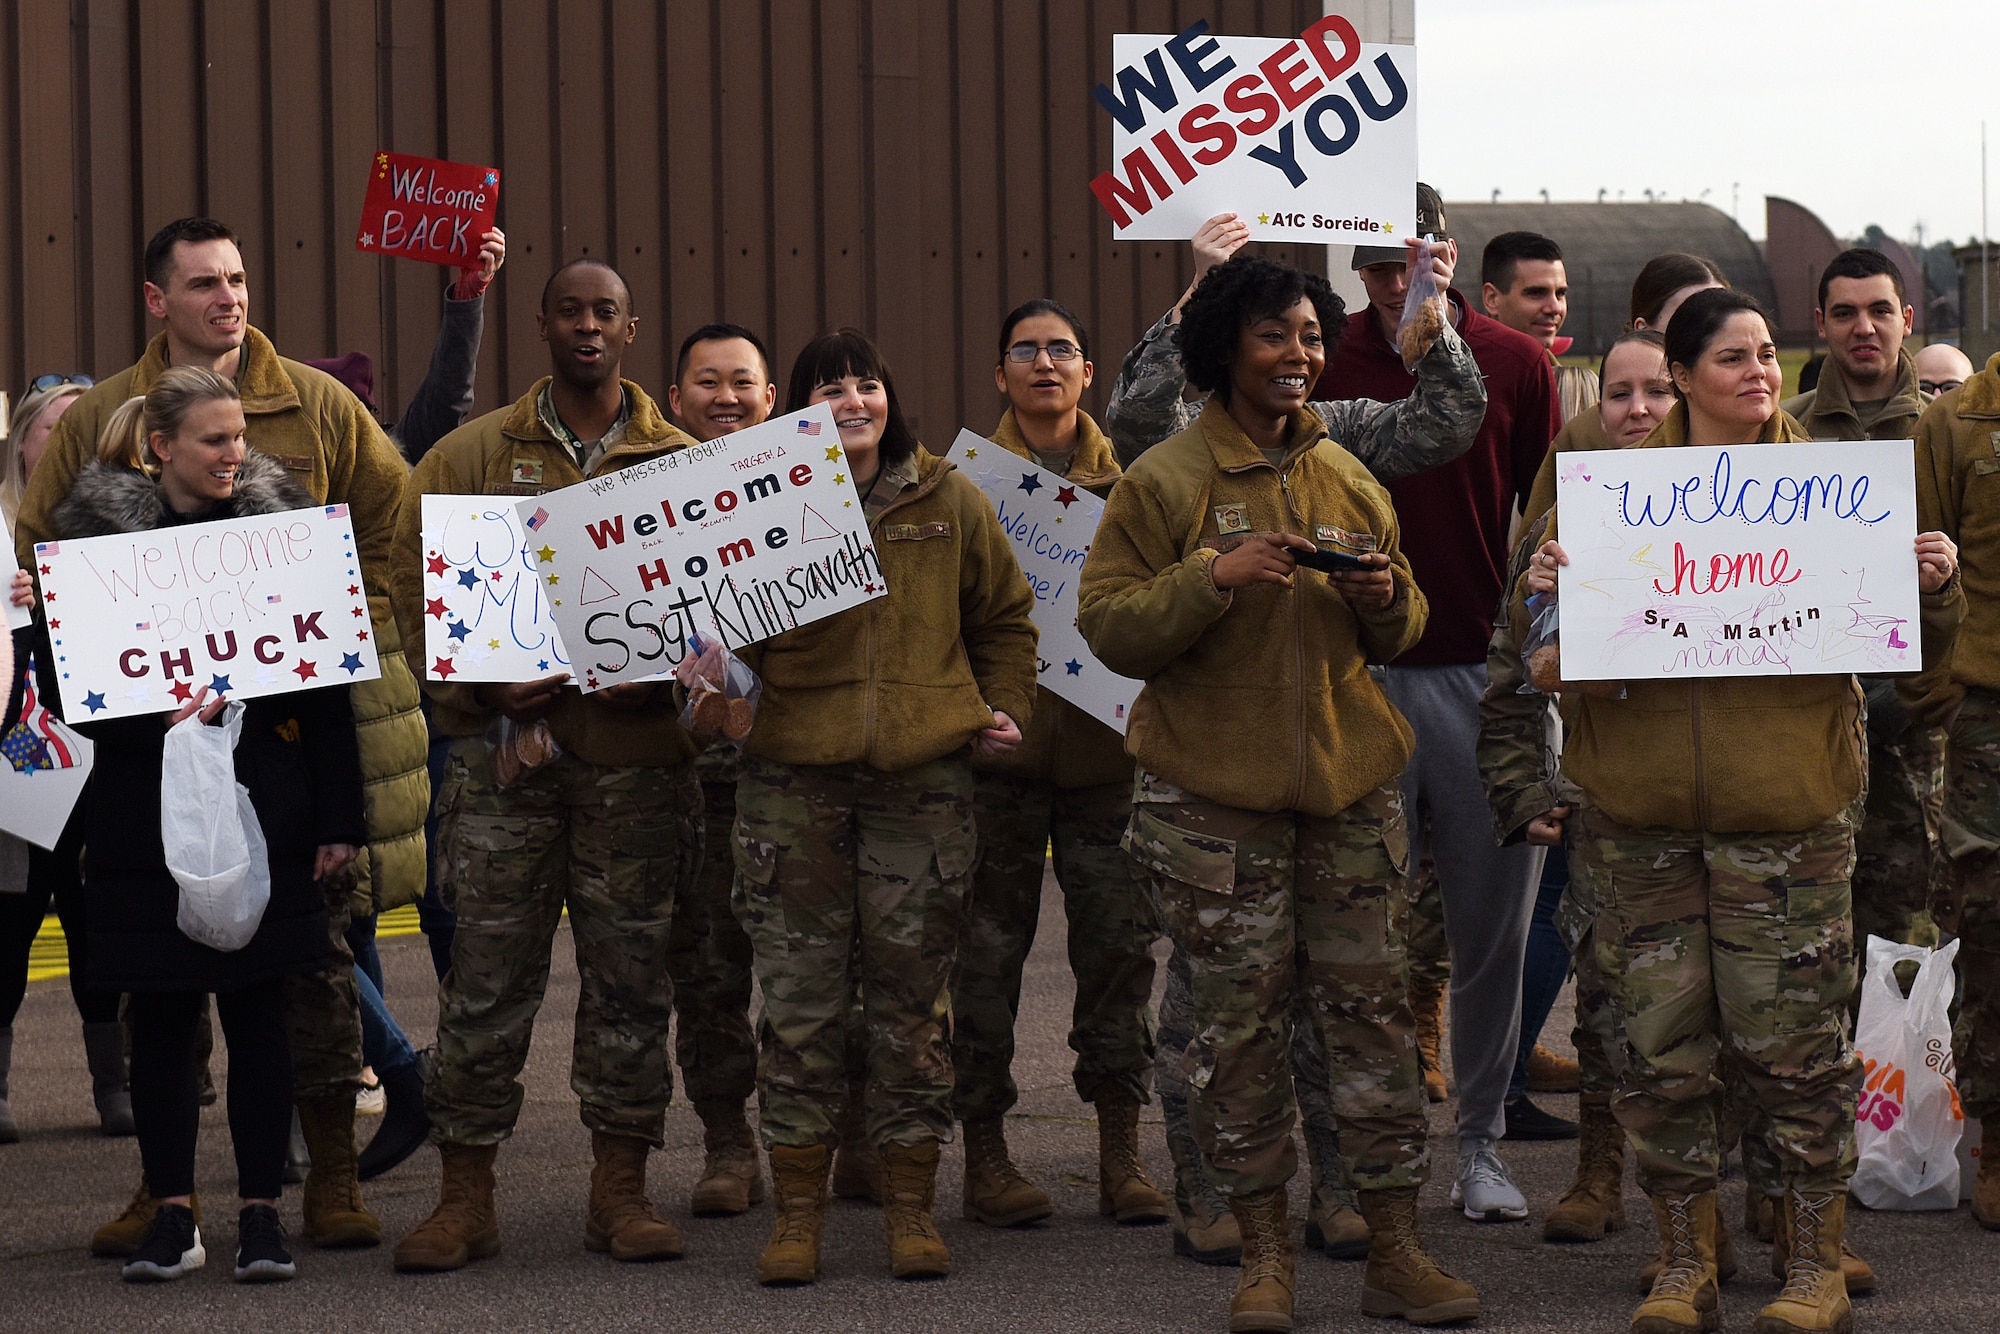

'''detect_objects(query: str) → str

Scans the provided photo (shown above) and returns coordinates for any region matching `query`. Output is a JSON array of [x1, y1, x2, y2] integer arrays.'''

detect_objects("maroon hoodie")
[[1315, 289, 1557, 666]]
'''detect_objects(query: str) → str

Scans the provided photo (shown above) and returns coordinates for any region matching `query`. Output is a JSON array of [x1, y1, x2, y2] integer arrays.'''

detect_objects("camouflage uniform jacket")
[[1478, 508, 1566, 845], [1101, 308, 1487, 478]]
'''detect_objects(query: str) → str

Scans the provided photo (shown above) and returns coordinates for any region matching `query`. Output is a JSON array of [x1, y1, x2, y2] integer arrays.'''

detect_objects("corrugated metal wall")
[[2, 0, 1327, 440]]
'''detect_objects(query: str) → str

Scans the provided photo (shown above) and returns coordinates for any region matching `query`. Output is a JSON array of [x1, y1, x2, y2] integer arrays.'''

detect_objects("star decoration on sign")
[[1382, 223, 1395, 234], [47, 620, 58, 631], [209, 674, 232, 694], [82, 691, 106, 714], [39, 563, 49, 575], [352, 606, 367, 618], [964, 446, 978, 459], [293, 660, 318, 682], [834, 474, 846, 485], [584, 674, 600, 688], [537, 659, 550, 671], [339, 653, 364, 675], [456, 568, 480, 590], [825, 445, 841, 461], [1066, 659, 1082, 675], [490, 570, 504, 582], [536, 544, 556, 563], [170, 680, 194, 703], [1257, 212, 1271, 224], [433, 657, 456, 679], [1017, 473, 1041, 494], [488, 638, 500, 649], [426, 597, 447, 619], [447, 619, 471, 642], [1055, 485, 1079, 508], [546, 573, 560, 586], [425, 553, 448, 576], [359, 232, 375, 248], [348, 585, 360, 596], [356, 630, 369, 642]]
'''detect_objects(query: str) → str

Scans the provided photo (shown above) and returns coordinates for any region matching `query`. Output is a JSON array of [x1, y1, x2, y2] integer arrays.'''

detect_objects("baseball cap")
[[1353, 182, 1446, 269]]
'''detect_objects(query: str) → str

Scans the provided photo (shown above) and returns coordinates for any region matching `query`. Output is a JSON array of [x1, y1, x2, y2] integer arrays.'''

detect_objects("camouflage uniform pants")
[[426, 737, 701, 1147], [1577, 802, 1859, 1196], [1555, 857, 1623, 1100], [1391, 853, 1451, 1000], [664, 753, 758, 1110], [732, 753, 977, 1151], [1128, 772, 1425, 1197], [1938, 687, 2000, 1120], [1854, 722, 1945, 949], [950, 774, 1158, 1122], [283, 884, 364, 1098]]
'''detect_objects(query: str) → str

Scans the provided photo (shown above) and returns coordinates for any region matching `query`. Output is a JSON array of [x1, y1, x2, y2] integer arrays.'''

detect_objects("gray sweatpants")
[[1383, 662, 1544, 1147]]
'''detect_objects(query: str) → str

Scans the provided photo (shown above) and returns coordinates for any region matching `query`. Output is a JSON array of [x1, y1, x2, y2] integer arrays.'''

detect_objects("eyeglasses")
[[28, 373, 93, 394], [1004, 341, 1082, 364], [1920, 379, 1964, 396]]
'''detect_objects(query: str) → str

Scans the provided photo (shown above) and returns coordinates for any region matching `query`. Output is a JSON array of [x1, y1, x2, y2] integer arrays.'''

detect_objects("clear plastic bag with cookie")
[[484, 715, 563, 788], [1518, 593, 1623, 699], [1395, 235, 1448, 370], [674, 630, 762, 746]]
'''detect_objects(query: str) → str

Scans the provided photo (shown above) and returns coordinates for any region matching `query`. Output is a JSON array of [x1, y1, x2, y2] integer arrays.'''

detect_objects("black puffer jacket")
[[55, 455, 364, 993]]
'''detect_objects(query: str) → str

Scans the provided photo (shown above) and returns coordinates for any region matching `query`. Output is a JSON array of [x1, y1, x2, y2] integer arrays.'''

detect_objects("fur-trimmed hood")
[[51, 453, 316, 539]]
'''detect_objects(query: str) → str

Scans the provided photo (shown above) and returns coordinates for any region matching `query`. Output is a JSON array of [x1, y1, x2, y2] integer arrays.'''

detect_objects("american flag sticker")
[[35, 542, 58, 556], [325, 504, 349, 518], [1115, 704, 1126, 719], [266, 594, 283, 605], [524, 507, 550, 531], [797, 419, 821, 436], [134, 620, 151, 631]]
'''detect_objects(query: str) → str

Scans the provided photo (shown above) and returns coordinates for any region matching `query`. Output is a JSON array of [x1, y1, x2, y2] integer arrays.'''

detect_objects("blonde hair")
[[2, 382, 89, 523], [98, 366, 240, 471]]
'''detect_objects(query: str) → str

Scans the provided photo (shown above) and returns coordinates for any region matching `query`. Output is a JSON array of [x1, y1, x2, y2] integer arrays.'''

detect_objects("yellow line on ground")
[[27, 903, 425, 983]]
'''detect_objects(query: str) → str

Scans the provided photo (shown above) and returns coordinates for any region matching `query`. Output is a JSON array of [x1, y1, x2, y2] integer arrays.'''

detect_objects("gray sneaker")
[[1449, 1139, 1528, 1222]]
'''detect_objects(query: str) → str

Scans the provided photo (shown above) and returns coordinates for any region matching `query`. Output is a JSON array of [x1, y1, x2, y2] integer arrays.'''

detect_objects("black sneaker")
[[233, 1204, 297, 1283], [1502, 1095, 1579, 1142], [121, 1202, 205, 1282]]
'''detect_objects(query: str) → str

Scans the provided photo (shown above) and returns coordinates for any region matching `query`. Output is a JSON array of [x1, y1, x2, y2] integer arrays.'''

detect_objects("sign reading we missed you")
[[1555, 441, 1922, 680], [356, 151, 500, 267], [950, 431, 1139, 733], [1091, 18, 1416, 242], [523, 404, 882, 691], [34, 506, 383, 721]]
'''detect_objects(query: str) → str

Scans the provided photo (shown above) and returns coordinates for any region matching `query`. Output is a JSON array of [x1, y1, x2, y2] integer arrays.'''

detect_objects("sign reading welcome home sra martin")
[[33, 505, 382, 721], [949, 431, 1139, 734], [522, 404, 881, 691], [1091, 18, 1416, 242], [1555, 441, 1922, 680]]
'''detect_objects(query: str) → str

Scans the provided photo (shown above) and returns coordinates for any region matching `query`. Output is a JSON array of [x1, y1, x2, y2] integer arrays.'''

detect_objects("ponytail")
[[96, 366, 240, 471], [99, 396, 149, 470]]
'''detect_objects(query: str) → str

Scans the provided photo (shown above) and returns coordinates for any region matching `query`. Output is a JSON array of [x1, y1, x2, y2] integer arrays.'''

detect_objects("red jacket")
[[1315, 289, 1557, 666]]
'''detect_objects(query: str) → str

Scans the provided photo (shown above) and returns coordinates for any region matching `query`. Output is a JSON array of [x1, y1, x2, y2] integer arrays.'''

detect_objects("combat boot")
[[880, 1139, 950, 1279], [1227, 1189, 1294, 1332], [1410, 977, 1448, 1103], [1974, 1116, 2000, 1229], [1769, 1194, 1874, 1296], [1638, 1203, 1736, 1291], [1167, 1112, 1241, 1264], [1545, 1096, 1627, 1243], [961, 1117, 1053, 1226], [759, 1144, 830, 1285], [1301, 1114, 1368, 1261], [296, 1093, 381, 1248], [1357, 1187, 1481, 1325], [1753, 1192, 1850, 1334], [584, 1131, 684, 1260], [832, 1101, 883, 1205], [90, 1177, 200, 1257], [1096, 1094, 1169, 1224], [689, 1099, 765, 1216], [392, 1142, 500, 1272], [1526, 1044, 1581, 1093], [1632, 1191, 1720, 1333]]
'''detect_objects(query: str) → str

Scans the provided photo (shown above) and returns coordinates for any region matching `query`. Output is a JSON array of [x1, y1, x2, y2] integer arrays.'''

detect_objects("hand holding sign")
[[357, 151, 502, 269]]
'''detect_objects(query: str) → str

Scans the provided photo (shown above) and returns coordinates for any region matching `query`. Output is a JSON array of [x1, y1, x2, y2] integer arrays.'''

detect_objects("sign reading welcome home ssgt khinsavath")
[[33, 505, 382, 721], [522, 404, 881, 691], [1091, 18, 1416, 243], [1555, 440, 1922, 680]]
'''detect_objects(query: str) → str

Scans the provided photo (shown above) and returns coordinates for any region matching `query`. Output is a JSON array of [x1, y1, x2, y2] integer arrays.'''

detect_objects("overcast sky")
[[1414, 0, 1999, 247]]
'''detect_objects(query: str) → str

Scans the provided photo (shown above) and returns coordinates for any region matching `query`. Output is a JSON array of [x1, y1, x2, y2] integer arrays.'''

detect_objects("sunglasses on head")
[[28, 372, 93, 394]]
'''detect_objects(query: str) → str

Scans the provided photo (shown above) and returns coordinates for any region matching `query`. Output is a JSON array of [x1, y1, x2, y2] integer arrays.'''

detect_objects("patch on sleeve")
[[885, 521, 952, 541], [1314, 523, 1379, 552], [1212, 503, 1250, 534], [511, 457, 544, 485]]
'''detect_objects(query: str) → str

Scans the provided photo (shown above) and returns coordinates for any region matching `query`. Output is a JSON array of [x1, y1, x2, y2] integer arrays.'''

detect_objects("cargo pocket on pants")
[[731, 827, 782, 955], [431, 764, 467, 913], [1124, 806, 1239, 955]]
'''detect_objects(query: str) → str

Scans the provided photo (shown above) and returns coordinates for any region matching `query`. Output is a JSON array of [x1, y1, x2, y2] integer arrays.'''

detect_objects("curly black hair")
[[1177, 256, 1344, 404]]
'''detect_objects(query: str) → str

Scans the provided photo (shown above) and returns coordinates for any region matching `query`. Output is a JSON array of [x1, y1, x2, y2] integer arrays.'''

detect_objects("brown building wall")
[[2, 0, 1326, 440]]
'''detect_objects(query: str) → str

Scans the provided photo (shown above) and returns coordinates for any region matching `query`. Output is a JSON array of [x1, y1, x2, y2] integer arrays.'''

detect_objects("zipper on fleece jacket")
[[1278, 460, 1308, 811]]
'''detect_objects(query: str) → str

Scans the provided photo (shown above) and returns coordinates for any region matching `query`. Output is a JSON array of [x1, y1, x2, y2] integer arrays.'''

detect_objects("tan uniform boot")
[[1410, 977, 1448, 1103], [1974, 1116, 2000, 1229], [297, 1093, 382, 1248], [1300, 1117, 1368, 1260], [393, 1142, 501, 1272], [1096, 1095, 1169, 1224], [1754, 1192, 1851, 1334], [881, 1139, 951, 1279], [1638, 1202, 1736, 1291], [1527, 1044, 1582, 1093], [1632, 1192, 1721, 1334], [1545, 1097, 1627, 1243], [1174, 1194, 1244, 1266], [831, 1102, 883, 1204], [759, 1144, 831, 1285], [1768, 1194, 1873, 1296], [1358, 1187, 1482, 1325], [961, 1118, 1053, 1227], [689, 1100, 765, 1217], [1227, 1189, 1295, 1333], [583, 1131, 684, 1260], [90, 1178, 200, 1257]]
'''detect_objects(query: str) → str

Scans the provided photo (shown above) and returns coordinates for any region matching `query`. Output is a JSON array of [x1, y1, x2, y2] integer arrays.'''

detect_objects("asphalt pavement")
[[5, 868, 1999, 1332]]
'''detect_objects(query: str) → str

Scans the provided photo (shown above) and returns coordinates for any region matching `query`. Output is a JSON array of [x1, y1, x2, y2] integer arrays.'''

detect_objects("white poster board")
[[523, 404, 880, 691], [420, 495, 572, 682], [3, 515, 28, 632], [33, 505, 383, 719], [1092, 18, 1416, 243], [1555, 441, 1922, 680], [0, 656, 93, 850], [950, 431, 1139, 733]]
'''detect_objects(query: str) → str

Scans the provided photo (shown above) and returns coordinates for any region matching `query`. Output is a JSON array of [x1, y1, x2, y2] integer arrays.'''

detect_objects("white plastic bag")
[[161, 701, 271, 953], [1851, 934, 1963, 1210]]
